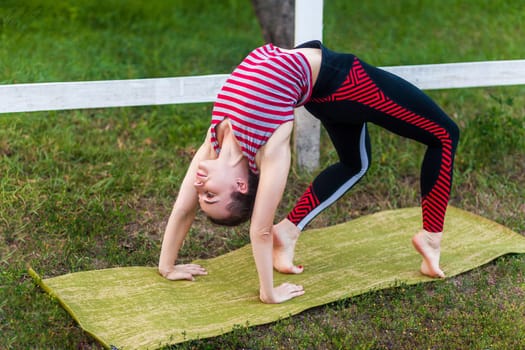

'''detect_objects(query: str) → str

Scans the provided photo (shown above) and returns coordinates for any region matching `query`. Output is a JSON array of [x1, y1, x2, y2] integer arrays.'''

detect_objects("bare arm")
[[158, 135, 213, 280], [250, 122, 305, 303]]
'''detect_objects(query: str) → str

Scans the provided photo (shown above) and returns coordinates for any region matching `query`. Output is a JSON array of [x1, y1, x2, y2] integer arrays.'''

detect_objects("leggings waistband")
[[296, 40, 356, 99]]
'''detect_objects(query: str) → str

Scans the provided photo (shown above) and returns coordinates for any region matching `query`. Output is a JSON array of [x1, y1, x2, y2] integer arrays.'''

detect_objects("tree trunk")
[[251, 0, 295, 48]]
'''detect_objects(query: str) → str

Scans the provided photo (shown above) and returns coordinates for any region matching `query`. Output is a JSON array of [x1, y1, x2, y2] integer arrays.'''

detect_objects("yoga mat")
[[30, 207, 525, 349]]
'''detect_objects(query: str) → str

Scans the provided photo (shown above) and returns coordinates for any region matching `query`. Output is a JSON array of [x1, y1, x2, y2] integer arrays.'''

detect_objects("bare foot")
[[411, 230, 445, 278], [272, 219, 304, 274]]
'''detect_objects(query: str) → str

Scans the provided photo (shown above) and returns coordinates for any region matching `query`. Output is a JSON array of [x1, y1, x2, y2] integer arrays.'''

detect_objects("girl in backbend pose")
[[158, 40, 459, 304]]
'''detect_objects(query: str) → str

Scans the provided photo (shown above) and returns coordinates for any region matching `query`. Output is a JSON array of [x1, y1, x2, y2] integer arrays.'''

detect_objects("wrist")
[[158, 265, 174, 277], [259, 288, 275, 304]]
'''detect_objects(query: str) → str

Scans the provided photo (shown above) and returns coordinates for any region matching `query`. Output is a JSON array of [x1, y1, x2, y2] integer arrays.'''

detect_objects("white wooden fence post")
[[294, 0, 323, 172]]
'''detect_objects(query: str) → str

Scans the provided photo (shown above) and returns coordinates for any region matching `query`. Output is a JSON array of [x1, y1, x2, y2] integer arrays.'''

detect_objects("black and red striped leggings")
[[288, 41, 459, 233]]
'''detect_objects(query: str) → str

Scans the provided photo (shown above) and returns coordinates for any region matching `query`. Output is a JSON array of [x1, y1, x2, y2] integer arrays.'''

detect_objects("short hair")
[[208, 171, 259, 226]]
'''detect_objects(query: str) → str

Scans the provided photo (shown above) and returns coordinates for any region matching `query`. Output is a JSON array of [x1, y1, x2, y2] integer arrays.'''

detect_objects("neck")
[[219, 124, 245, 167]]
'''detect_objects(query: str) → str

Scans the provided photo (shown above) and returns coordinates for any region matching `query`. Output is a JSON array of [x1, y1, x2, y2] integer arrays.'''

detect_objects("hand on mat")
[[260, 282, 305, 304], [162, 264, 207, 281]]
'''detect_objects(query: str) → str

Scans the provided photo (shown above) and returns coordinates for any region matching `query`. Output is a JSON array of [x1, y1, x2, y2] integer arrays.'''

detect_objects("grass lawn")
[[1, 0, 524, 349]]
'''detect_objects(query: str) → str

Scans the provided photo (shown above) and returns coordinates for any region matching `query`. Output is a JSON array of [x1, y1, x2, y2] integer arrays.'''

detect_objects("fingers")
[[278, 282, 305, 301], [282, 282, 305, 295], [163, 264, 208, 281], [176, 264, 208, 276]]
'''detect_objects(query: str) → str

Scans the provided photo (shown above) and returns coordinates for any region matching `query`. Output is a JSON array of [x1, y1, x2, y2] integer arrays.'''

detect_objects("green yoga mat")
[[30, 207, 525, 349]]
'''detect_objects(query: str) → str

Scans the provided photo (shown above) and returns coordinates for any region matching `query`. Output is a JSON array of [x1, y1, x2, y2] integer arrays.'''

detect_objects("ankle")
[[419, 229, 443, 248], [276, 219, 300, 237]]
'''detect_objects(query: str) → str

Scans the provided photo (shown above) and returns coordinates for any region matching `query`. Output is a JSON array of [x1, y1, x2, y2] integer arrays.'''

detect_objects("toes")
[[420, 261, 445, 278], [293, 265, 304, 274]]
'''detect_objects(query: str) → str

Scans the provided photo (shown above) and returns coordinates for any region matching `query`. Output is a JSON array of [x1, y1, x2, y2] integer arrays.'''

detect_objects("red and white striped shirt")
[[210, 44, 313, 173]]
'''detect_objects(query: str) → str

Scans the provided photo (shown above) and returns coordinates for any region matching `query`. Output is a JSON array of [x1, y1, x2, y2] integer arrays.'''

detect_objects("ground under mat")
[[29, 207, 525, 349]]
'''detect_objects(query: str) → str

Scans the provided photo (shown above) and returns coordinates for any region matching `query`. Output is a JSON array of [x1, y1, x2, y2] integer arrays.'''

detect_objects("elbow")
[[249, 226, 272, 243]]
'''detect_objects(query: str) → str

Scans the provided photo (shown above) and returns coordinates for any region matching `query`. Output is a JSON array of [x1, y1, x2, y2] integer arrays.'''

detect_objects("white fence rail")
[[0, 75, 228, 114], [2, 59, 525, 114], [385, 59, 525, 90]]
